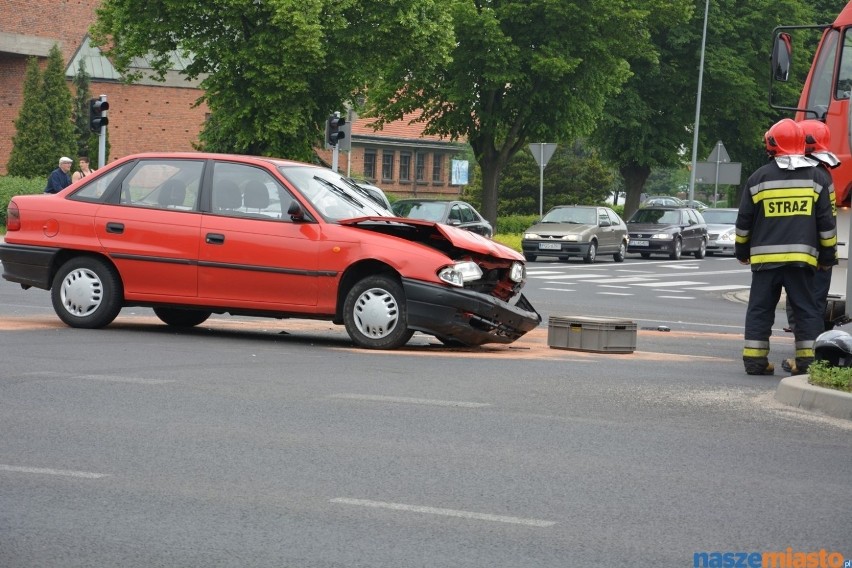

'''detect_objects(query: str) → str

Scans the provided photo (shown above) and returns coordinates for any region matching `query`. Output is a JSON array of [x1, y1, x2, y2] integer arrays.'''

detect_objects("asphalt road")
[[0, 254, 850, 567]]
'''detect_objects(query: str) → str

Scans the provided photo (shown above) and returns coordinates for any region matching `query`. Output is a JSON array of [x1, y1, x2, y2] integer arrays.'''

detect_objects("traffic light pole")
[[98, 94, 107, 169], [332, 145, 339, 173]]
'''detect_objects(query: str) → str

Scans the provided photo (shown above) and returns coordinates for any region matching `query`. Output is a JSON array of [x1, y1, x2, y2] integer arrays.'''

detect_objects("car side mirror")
[[447, 219, 461, 226], [288, 201, 306, 222]]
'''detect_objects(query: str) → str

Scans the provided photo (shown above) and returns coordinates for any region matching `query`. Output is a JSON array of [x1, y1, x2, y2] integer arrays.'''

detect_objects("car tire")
[[694, 239, 707, 259], [524, 253, 537, 262], [343, 274, 414, 349], [437, 336, 467, 347], [51, 256, 123, 329], [669, 238, 682, 260], [640, 252, 651, 259], [583, 241, 597, 264], [613, 241, 626, 263], [558, 256, 570, 262], [153, 307, 212, 327]]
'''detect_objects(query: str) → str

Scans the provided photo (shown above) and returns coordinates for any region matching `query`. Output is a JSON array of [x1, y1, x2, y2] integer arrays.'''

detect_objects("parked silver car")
[[522, 205, 629, 263], [701, 208, 738, 256]]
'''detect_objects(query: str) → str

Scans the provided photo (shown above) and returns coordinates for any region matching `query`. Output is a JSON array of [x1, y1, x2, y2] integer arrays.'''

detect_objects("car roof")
[[113, 151, 309, 168]]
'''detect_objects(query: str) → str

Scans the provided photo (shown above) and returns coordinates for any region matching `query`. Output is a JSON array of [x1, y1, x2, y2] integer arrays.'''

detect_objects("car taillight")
[[6, 201, 20, 231]]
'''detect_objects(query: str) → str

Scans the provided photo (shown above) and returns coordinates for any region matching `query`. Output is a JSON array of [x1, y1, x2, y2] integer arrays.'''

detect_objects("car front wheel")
[[343, 275, 414, 349], [669, 238, 682, 260], [51, 256, 123, 328], [583, 241, 597, 264], [613, 241, 626, 263], [153, 307, 212, 327], [694, 239, 707, 259]]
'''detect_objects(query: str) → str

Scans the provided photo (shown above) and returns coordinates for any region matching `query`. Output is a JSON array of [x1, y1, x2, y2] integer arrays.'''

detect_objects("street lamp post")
[[688, 0, 710, 204]]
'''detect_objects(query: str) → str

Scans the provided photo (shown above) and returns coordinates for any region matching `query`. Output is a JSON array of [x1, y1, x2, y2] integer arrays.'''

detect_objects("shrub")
[[0, 176, 45, 227], [807, 360, 852, 393], [495, 214, 539, 235]]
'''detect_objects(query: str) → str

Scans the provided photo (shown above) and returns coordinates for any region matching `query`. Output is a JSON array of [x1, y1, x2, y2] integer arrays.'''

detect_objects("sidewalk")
[[728, 288, 852, 420]]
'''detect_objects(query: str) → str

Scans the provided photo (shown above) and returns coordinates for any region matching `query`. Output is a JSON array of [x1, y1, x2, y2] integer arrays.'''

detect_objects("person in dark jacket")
[[735, 118, 837, 376], [783, 120, 840, 348], [44, 157, 73, 194]]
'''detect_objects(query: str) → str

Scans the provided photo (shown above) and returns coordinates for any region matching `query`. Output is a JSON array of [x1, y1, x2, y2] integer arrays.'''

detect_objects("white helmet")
[[813, 329, 852, 367]]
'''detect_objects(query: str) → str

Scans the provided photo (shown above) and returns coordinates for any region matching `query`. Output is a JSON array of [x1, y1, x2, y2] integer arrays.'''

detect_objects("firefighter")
[[783, 120, 840, 360], [736, 118, 837, 376]]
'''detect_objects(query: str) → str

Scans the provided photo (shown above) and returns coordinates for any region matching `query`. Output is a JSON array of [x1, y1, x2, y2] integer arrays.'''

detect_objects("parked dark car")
[[627, 206, 708, 260], [391, 199, 493, 237], [641, 195, 686, 208], [701, 207, 738, 256], [521, 205, 628, 263]]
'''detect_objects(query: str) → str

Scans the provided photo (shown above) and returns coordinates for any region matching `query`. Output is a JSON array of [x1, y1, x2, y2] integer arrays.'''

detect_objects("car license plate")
[[630, 239, 649, 247], [538, 242, 562, 250]]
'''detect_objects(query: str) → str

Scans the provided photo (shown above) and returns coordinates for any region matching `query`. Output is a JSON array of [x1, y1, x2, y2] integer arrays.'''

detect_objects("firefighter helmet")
[[813, 329, 852, 367], [764, 118, 805, 156], [800, 119, 831, 154]]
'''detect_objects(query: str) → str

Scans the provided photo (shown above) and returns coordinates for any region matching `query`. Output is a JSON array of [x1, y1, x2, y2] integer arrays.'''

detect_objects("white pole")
[[98, 94, 107, 169], [688, 0, 710, 203], [539, 143, 545, 217]]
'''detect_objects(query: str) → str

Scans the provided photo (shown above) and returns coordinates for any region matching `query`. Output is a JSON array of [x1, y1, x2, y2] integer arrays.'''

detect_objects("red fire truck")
[[771, 2, 852, 326]]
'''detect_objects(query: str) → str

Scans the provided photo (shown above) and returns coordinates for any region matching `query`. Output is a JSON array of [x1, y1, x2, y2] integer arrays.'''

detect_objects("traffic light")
[[89, 97, 109, 132], [326, 113, 346, 146]]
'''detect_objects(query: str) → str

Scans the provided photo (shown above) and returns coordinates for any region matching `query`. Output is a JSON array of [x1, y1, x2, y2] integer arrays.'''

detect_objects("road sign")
[[694, 162, 742, 185], [706, 140, 731, 163], [529, 143, 557, 167], [529, 143, 558, 217]]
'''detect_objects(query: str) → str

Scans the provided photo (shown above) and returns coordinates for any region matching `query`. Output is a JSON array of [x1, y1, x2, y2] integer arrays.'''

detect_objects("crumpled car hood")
[[341, 216, 524, 261]]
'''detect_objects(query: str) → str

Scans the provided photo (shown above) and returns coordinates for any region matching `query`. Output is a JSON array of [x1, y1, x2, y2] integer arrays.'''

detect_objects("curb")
[[775, 375, 852, 420]]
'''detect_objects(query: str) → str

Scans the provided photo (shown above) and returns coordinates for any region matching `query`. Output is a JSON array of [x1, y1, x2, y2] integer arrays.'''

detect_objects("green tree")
[[90, 0, 456, 161], [41, 44, 77, 170], [593, 0, 817, 218], [367, 0, 673, 226], [488, 142, 617, 217], [7, 57, 53, 177]]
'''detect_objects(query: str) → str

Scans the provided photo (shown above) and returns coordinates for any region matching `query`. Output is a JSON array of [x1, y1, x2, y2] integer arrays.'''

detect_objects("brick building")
[[0, 0, 468, 199]]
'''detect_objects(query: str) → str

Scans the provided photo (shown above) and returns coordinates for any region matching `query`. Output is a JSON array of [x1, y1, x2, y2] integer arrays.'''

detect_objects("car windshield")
[[392, 201, 447, 222], [701, 209, 738, 224], [278, 166, 392, 221], [629, 209, 682, 224], [541, 208, 596, 224]]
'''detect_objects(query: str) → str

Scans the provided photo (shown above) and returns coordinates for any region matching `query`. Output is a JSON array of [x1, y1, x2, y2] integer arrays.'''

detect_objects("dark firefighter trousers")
[[743, 265, 822, 373]]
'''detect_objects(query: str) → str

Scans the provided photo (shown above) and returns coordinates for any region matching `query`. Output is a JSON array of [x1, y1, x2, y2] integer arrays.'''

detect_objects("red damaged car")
[[0, 153, 540, 349]]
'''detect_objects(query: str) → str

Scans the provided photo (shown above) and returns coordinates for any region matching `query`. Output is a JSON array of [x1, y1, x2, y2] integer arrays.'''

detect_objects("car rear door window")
[[118, 160, 204, 210]]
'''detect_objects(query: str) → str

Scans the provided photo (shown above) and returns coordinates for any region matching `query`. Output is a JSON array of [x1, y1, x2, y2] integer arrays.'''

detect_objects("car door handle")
[[206, 233, 225, 245], [105, 222, 124, 234]]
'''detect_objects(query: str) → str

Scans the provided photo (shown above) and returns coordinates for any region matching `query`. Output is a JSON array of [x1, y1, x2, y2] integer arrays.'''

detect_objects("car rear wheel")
[[583, 241, 597, 264], [51, 256, 123, 329], [669, 238, 682, 260], [343, 275, 414, 349], [694, 239, 707, 259], [153, 307, 212, 327], [613, 241, 626, 263]]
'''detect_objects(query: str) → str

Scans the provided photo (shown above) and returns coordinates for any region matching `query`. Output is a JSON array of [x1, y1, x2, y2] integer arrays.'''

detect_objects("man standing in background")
[[44, 157, 73, 194]]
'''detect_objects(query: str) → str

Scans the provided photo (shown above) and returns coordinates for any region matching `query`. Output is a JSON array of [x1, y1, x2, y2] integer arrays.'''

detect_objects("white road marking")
[[582, 277, 654, 283], [686, 284, 750, 291], [541, 288, 576, 292], [632, 281, 704, 287], [0, 464, 109, 479], [657, 295, 697, 300], [329, 394, 490, 408], [530, 274, 607, 280], [598, 285, 630, 289], [330, 498, 556, 527], [22, 372, 173, 385], [598, 292, 634, 296]]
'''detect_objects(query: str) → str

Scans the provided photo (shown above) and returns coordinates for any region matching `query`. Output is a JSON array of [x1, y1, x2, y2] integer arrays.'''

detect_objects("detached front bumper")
[[402, 278, 541, 346]]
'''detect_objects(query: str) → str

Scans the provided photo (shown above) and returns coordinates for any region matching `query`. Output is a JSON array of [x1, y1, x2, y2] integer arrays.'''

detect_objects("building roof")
[[65, 35, 204, 88]]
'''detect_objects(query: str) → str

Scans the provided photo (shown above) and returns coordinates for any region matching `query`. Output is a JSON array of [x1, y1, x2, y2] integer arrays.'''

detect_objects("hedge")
[[0, 176, 45, 227]]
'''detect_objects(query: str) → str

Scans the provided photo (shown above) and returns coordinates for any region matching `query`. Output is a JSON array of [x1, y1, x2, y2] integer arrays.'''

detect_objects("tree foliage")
[[367, 0, 663, 226], [476, 142, 617, 217], [593, 0, 819, 218], [8, 46, 76, 178], [90, 0, 456, 161]]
